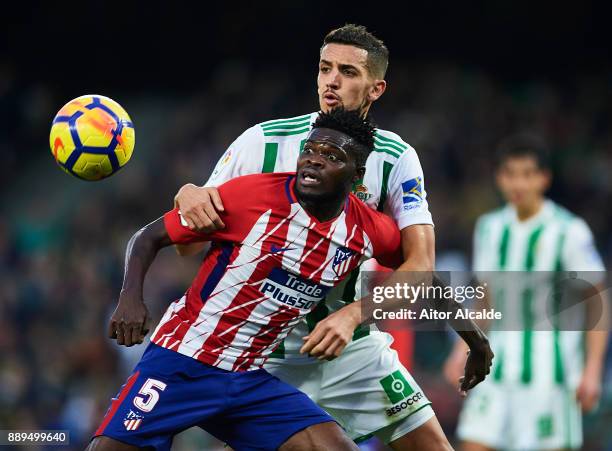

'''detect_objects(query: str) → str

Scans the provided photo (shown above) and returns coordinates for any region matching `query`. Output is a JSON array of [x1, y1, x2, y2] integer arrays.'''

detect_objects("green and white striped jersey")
[[204, 112, 433, 361], [474, 200, 605, 387]]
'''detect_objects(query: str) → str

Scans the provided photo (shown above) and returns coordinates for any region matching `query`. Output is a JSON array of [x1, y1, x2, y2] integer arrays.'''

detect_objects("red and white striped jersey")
[[151, 172, 401, 371]]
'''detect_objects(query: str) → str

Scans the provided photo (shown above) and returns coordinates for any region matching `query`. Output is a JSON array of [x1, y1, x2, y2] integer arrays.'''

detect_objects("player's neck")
[[295, 187, 347, 223], [515, 197, 544, 222], [299, 197, 345, 222]]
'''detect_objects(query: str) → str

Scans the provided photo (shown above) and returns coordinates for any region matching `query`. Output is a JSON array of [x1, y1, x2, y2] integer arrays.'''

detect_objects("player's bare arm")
[[577, 281, 609, 412], [108, 218, 180, 347], [444, 286, 494, 395], [398, 225, 492, 394]]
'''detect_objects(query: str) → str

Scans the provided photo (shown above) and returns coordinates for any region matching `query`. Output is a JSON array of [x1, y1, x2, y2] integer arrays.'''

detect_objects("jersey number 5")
[[133, 378, 167, 412]]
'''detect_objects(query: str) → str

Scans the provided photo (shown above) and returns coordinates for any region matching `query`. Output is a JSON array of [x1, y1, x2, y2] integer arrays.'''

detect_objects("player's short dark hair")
[[496, 132, 551, 170], [312, 108, 376, 167], [322, 24, 389, 78]]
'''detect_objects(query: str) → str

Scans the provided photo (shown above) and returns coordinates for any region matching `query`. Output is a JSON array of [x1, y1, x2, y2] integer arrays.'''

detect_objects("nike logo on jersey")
[[270, 245, 297, 254]]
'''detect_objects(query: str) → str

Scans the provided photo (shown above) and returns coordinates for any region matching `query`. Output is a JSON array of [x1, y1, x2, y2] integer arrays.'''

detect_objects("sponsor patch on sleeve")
[[401, 177, 424, 211], [212, 148, 233, 177]]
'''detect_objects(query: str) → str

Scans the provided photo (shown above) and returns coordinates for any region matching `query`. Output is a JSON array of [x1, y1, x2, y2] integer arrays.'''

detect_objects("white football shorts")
[[457, 379, 582, 450], [265, 331, 435, 443]]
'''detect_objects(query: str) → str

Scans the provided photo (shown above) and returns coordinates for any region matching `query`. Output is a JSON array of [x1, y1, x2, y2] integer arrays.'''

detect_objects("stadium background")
[[0, 2, 610, 449]]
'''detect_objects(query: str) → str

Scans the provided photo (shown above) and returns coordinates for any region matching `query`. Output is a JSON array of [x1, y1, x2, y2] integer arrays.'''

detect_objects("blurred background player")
[[175, 24, 492, 450], [444, 133, 609, 450]]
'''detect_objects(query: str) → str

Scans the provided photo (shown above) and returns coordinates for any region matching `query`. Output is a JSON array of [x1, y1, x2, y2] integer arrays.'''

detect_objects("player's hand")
[[460, 340, 494, 396], [443, 343, 469, 393], [174, 184, 225, 232], [576, 364, 602, 412], [300, 303, 361, 360], [108, 292, 151, 347]]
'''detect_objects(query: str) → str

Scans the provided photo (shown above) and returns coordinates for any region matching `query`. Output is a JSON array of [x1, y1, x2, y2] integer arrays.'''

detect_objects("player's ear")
[[494, 165, 505, 189], [368, 79, 386, 103], [540, 168, 552, 192]]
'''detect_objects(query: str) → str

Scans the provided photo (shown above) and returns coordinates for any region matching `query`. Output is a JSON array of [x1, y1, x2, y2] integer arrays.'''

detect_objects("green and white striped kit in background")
[[457, 199, 605, 450]]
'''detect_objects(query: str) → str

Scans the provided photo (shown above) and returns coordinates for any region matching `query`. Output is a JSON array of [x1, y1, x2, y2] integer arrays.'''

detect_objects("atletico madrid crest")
[[332, 246, 355, 278], [123, 410, 144, 431]]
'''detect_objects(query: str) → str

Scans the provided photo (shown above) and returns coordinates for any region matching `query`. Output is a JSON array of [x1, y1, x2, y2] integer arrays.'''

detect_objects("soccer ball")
[[49, 95, 135, 181]]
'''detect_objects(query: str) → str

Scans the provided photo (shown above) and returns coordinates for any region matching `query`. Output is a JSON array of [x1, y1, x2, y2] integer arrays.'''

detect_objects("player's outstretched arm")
[[108, 218, 174, 347]]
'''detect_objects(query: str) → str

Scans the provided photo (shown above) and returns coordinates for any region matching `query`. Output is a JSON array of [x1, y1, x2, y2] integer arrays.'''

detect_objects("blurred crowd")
[[1, 59, 611, 449]]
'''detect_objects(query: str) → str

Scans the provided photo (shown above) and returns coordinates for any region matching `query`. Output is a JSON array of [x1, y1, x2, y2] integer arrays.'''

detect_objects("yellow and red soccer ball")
[[49, 95, 135, 180]]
